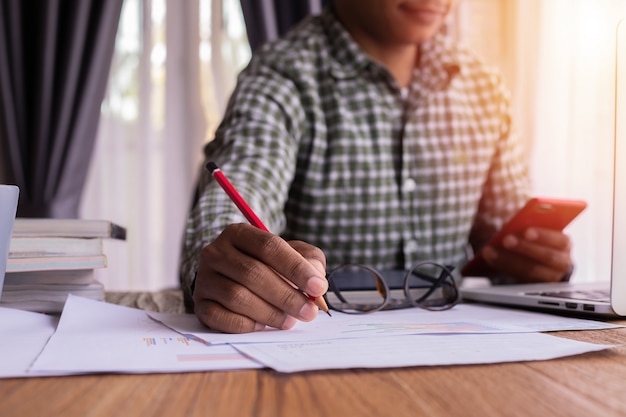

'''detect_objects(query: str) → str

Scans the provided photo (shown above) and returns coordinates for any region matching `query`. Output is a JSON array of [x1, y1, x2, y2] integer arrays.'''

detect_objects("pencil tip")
[[326, 310, 332, 317]]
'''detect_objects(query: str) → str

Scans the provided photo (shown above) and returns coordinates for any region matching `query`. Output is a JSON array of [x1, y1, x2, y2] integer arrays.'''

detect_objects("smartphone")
[[461, 197, 588, 276]]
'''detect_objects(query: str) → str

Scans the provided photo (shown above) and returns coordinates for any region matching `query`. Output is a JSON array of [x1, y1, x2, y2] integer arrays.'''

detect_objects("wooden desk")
[[2, 293, 626, 417]]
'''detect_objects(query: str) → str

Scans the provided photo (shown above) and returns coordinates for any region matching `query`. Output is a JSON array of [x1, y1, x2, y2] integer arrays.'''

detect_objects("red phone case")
[[461, 197, 587, 276]]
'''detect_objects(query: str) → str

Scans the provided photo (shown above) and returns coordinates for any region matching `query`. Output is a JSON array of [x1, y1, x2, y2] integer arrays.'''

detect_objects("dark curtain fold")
[[0, 0, 123, 218], [239, 0, 331, 52]]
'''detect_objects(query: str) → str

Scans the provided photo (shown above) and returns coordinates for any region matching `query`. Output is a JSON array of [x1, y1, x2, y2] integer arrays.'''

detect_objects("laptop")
[[461, 19, 626, 318], [0, 185, 19, 300]]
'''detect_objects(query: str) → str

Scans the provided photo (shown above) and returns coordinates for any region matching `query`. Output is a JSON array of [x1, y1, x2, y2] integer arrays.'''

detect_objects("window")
[[81, 0, 250, 291]]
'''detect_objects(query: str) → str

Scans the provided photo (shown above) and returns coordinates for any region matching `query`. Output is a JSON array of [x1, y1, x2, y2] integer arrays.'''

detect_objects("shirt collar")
[[416, 31, 462, 92], [321, 7, 373, 80]]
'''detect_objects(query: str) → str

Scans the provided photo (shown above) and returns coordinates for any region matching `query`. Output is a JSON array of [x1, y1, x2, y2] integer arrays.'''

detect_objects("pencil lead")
[[326, 310, 332, 317]]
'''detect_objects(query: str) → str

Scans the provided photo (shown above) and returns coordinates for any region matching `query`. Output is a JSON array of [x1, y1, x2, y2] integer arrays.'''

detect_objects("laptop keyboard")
[[536, 289, 610, 303]]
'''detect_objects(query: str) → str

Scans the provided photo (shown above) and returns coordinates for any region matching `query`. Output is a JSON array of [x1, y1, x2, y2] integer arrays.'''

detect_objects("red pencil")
[[206, 161, 330, 316], [206, 161, 269, 232]]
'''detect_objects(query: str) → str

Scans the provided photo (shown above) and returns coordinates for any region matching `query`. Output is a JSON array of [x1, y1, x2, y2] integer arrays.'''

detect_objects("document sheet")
[[0, 307, 58, 378], [232, 332, 613, 373]]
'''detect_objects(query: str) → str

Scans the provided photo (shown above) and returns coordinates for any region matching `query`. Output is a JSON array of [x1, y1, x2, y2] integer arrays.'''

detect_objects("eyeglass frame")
[[323, 260, 460, 314]]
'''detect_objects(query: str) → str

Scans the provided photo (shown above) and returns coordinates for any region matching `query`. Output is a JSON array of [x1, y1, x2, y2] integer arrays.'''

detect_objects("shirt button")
[[405, 239, 419, 253], [403, 178, 417, 193]]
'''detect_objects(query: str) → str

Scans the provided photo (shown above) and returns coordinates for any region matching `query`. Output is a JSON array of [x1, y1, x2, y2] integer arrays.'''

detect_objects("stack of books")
[[0, 219, 126, 313]]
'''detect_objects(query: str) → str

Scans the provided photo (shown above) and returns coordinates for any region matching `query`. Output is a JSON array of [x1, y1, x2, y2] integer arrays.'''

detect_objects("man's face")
[[335, 0, 456, 45]]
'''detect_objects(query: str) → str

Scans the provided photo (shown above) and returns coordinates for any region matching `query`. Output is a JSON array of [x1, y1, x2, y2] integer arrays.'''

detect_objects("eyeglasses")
[[323, 261, 459, 314]]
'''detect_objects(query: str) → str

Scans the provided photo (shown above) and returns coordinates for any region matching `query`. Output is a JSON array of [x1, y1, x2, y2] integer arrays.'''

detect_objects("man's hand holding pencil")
[[191, 162, 330, 334]]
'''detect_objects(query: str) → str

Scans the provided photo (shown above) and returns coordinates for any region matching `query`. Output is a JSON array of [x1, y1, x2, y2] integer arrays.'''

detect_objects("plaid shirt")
[[180, 8, 530, 300]]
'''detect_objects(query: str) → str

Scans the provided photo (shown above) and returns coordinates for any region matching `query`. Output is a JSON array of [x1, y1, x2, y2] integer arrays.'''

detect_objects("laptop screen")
[[0, 185, 19, 300], [611, 19, 626, 315]]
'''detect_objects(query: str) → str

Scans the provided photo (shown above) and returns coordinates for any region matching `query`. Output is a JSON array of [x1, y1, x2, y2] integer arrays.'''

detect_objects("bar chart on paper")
[[141, 335, 247, 363], [143, 336, 192, 347]]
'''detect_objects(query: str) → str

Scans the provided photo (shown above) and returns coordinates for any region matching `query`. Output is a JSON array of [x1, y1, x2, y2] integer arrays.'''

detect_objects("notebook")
[[0, 185, 19, 300], [461, 19, 626, 318]]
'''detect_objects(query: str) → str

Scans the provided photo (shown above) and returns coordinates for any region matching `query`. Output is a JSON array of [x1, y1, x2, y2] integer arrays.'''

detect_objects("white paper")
[[30, 295, 262, 374], [149, 303, 621, 345], [233, 333, 615, 373], [0, 307, 58, 378]]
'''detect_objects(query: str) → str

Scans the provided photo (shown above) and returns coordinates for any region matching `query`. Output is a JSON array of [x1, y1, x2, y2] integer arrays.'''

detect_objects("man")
[[180, 0, 573, 333]]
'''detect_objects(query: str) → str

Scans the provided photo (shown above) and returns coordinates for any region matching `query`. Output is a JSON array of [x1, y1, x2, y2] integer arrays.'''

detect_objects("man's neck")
[[364, 43, 418, 88]]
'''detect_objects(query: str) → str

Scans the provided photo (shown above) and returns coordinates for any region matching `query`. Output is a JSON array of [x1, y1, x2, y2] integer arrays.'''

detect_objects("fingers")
[[515, 227, 572, 251], [220, 226, 328, 297], [288, 240, 327, 276], [193, 224, 327, 333], [482, 246, 568, 282], [482, 227, 573, 282], [193, 272, 314, 333], [195, 299, 269, 334]]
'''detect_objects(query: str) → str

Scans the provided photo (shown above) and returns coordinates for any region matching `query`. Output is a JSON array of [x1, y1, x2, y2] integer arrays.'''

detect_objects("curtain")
[[81, 0, 251, 291], [239, 0, 329, 52], [0, 0, 123, 218]]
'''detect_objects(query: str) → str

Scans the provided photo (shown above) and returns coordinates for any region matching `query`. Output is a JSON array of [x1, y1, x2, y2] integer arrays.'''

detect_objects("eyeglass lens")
[[324, 264, 388, 313], [404, 261, 459, 311]]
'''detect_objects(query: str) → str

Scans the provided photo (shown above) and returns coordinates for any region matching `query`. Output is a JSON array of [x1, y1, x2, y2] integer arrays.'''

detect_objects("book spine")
[[9, 237, 104, 258], [6, 255, 108, 273]]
